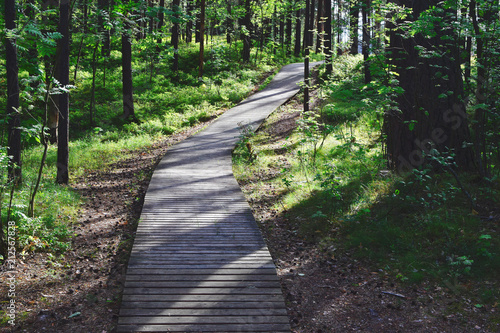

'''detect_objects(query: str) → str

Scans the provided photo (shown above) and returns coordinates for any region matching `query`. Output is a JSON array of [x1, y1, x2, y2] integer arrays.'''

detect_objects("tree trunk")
[[57, 0, 71, 185], [304, 0, 311, 111], [172, 0, 180, 71], [362, 0, 371, 83], [157, 0, 165, 47], [315, 0, 324, 53], [226, 2, 232, 43], [324, 0, 332, 73], [195, 0, 201, 42], [186, 0, 193, 43], [385, 0, 474, 172], [286, 11, 292, 56], [122, 25, 135, 120], [294, 9, 301, 57], [309, 0, 316, 51], [350, 0, 359, 54], [198, 0, 206, 76], [337, 0, 342, 55], [5, 0, 22, 183], [242, 0, 251, 62]]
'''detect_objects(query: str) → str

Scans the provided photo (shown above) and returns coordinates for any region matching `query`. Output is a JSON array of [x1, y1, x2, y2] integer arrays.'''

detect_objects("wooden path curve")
[[118, 62, 319, 332]]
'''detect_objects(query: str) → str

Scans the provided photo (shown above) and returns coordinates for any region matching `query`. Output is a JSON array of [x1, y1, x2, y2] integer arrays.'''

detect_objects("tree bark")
[[198, 0, 206, 76], [5, 0, 22, 182], [309, 0, 316, 50], [195, 0, 201, 42], [385, 0, 474, 172], [186, 0, 193, 43], [294, 9, 301, 57], [350, 0, 359, 54], [172, 0, 180, 71], [315, 0, 324, 53], [286, 10, 292, 55], [324, 0, 332, 73], [362, 0, 371, 83], [242, 0, 252, 62], [304, 0, 311, 111], [57, 0, 71, 185], [157, 0, 165, 46], [122, 25, 135, 120]]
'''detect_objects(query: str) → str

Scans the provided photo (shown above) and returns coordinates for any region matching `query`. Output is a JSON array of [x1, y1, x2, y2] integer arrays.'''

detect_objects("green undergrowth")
[[1, 36, 306, 259], [233, 54, 500, 308]]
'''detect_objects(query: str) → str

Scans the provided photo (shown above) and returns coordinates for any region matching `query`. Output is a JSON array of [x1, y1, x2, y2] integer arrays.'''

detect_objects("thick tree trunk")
[[122, 26, 135, 120], [386, 0, 474, 172], [57, 0, 71, 185], [5, 0, 22, 182]]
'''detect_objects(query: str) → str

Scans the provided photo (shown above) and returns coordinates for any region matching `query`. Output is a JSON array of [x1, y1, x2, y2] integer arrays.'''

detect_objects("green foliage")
[[233, 54, 500, 294]]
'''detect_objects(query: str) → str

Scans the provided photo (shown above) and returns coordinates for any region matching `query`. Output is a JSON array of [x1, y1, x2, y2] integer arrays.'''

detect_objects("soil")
[[1, 83, 498, 333]]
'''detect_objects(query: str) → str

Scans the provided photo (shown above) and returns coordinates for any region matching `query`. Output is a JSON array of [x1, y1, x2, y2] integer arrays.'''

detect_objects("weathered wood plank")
[[126, 263, 276, 270], [118, 316, 290, 325], [122, 287, 283, 295], [119, 308, 288, 317], [124, 268, 278, 275], [123, 281, 280, 288], [124, 274, 280, 282], [116, 323, 290, 332], [119, 301, 285, 309], [121, 294, 285, 302]]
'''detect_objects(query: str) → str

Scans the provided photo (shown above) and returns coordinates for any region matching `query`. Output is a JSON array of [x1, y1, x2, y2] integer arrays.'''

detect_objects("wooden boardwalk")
[[118, 63, 318, 332]]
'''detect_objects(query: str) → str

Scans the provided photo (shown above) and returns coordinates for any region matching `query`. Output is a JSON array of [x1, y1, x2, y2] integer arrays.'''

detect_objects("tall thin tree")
[[5, 0, 22, 182], [198, 0, 206, 76], [122, 21, 135, 119], [172, 0, 181, 71], [324, 0, 333, 73], [242, 0, 252, 61], [57, 0, 71, 184]]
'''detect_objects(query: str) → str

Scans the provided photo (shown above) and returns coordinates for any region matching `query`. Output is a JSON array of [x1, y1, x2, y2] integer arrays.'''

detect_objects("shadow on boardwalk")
[[118, 62, 322, 332]]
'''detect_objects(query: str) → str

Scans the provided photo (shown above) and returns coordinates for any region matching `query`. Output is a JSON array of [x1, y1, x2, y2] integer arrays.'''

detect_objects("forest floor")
[[1, 83, 497, 333]]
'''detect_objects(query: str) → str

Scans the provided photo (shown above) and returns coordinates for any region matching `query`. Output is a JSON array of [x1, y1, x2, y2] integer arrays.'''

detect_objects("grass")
[[0, 34, 311, 258], [233, 54, 500, 308]]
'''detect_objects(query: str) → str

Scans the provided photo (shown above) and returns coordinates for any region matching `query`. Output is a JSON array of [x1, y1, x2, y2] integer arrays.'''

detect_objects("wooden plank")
[[116, 323, 290, 332], [119, 301, 285, 309], [118, 316, 290, 325], [124, 268, 278, 275], [121, 294, 285, 302], [122, 287, 283, 295], [126, 263, 275, 269], [119, 308, 288, 317], [124, 274, 280, 282], [124, 281, 280, 288]]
